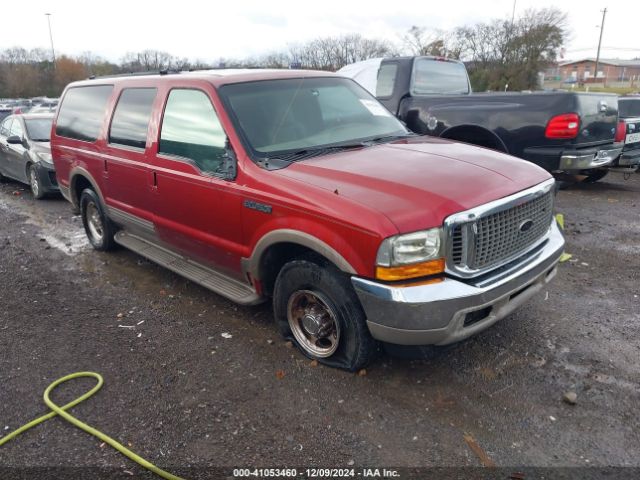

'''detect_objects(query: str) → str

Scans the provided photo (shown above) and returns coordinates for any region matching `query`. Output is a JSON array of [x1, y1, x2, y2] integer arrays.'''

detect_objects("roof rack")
[[87, 69, 182, 80]]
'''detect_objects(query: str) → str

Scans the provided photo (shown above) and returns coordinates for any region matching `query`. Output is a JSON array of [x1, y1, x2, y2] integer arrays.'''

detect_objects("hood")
[[32, 141, 51, 153], [277, 137, 551, 233]]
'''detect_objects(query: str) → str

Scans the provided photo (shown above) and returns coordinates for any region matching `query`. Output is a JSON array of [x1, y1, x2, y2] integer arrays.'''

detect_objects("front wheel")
[[29, 164, 45, 199], [273, 258, 377, 371], [80, 188, 116, 251]]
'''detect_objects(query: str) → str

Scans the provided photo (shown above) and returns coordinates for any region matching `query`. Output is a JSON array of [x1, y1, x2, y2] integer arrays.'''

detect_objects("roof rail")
[[87, 69, 181, 80]]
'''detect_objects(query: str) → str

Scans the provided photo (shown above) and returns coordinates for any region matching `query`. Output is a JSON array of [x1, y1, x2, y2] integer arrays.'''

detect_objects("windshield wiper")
[[255, 134, 416, 169], [32, 138, 50, 142], [360, 133, 418, 145], [258, 142, 367, 168]]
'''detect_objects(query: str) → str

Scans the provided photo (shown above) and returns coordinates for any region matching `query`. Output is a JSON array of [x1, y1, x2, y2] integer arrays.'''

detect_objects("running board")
[[114, 231, 263, 305]]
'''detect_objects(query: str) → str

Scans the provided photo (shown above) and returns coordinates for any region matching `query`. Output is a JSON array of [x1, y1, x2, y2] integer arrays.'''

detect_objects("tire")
[[273, 257, 378, 371], [80, 188, 116, 251], [582, 170, 608, 183], [28, 164, 46, 199]]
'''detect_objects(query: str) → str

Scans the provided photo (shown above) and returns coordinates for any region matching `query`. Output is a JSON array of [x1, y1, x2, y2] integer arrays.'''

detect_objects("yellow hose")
[[0, 372, 183, 480]]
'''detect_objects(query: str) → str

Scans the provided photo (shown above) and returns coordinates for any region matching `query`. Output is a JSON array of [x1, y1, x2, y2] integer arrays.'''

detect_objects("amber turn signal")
[[375, 258, 445, 281]]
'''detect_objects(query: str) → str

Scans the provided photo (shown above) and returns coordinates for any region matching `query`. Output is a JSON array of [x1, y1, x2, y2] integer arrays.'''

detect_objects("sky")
[[6, 0, 639, 64]]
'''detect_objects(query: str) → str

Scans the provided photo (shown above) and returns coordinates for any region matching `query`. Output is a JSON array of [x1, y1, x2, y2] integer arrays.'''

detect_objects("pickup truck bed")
[[339, 56, 623, 175]]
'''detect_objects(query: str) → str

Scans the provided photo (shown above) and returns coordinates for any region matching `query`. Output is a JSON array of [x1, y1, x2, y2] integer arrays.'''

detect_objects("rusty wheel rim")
[[287, 289, 340, 358]]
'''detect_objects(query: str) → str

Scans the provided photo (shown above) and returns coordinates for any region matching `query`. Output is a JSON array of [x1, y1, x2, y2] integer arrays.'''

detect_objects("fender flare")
[[243, 229, 358, 281], [69, 167, 106, 211]]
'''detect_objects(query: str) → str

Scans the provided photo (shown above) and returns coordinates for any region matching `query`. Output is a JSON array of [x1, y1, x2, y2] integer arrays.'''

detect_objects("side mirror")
[[6, 135, 23, 145]]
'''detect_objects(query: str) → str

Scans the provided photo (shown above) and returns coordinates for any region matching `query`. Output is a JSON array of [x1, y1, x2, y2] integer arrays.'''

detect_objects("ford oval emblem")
[[519, 219, 534, 233]]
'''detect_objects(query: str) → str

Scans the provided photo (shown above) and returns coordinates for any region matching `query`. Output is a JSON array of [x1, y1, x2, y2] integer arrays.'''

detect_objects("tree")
[[54, 56, 87, 93], [453, 8, 568, 90]]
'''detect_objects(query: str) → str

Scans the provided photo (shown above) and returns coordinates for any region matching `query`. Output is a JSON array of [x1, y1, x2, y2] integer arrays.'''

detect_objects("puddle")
[[0, 196, 89, 256]]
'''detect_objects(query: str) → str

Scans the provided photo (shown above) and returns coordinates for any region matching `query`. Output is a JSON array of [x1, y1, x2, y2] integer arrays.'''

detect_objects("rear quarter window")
[[56, 85, 114, 142]]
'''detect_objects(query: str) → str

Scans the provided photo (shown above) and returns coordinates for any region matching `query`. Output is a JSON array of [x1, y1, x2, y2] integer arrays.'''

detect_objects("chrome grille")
[[473, 192, 553, 269], [448, 186, 554, 276], [451, 226, 464, 265]]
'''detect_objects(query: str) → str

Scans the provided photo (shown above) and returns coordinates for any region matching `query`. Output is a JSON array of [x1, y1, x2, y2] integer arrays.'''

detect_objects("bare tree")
[[453, 8, 568, 90]]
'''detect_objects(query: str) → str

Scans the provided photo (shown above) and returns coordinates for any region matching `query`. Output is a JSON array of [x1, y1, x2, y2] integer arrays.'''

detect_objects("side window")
[[56, 85, 114, 142], [0, 117, 12, 137], [376, 63, 397, 98], [10, 119, 23, 138], [159, 89, 227, 174], [109, 88, 157, 149]]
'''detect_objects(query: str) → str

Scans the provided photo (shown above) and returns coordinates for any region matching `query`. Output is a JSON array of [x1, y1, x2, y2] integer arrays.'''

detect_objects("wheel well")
[[24, 161, 33, 178], [71, 174, 93, 207], [259, 242, 332, 297], [440, 126, 507, 153]]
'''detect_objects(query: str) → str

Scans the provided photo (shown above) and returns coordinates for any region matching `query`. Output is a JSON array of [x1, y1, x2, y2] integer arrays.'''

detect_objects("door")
[[102, 87, 158, 236], [152, 87, 244, 276], [5, 117, 27, 181], [0, 116, 13, 177]]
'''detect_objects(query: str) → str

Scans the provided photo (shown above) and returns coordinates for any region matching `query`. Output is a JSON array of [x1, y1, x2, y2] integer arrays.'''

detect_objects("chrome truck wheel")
[[287, 289, 341, 358]]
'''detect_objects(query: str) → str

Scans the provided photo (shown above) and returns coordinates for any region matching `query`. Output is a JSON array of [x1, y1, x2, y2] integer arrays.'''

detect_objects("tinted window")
[[25, 118, 54, 141], [159, 89, 227, 174], [619, 99, 640, 118], [0, 117, 12, 136], [109, 88, 157, 149], [411, 58, 470, 95], [10, 118, 23, 138], [376, 63, 397, 97], [56, 85, 113, 142]]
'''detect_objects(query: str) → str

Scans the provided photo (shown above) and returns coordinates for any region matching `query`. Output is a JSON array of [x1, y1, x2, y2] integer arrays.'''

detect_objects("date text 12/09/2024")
[[233, 468, 400, 478]]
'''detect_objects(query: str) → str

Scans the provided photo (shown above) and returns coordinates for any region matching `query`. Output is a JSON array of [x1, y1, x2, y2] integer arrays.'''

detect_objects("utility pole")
[[45, 13, 56, 67], [594, 7, 607, 85]]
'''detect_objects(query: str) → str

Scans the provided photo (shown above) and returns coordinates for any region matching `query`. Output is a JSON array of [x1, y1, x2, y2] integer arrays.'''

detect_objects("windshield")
[[219, 77, 409, 158], [25, 117, 53, 141], [411, 58, 470, 95], [619, 99, 640, 118]]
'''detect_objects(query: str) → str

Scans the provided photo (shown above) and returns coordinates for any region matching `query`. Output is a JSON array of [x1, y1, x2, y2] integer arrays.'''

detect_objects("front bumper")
[[35, 162, 59, 193], [352, 221, 565, 346]]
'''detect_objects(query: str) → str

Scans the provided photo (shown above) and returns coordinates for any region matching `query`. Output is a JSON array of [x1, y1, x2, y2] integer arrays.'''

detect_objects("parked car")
[[338, 57, 623, 182], [51, 70, 564, 370], [0, 107, 11, 122], [616, 96, 640, 169], [29, 105, 57, 114], [0, 113, 58, 198]]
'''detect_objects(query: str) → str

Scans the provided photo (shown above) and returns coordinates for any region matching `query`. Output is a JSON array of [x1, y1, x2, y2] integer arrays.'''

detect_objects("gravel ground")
[[0, 172, 639, 480]]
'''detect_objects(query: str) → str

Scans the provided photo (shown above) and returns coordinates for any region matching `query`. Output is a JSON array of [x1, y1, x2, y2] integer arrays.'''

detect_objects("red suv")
[[51, 70, 564, 370]]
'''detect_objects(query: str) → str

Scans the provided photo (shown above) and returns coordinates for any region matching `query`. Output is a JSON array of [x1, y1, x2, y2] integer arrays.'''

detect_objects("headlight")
[[36, 152, 53, 165], [375, 228, 445, 281]]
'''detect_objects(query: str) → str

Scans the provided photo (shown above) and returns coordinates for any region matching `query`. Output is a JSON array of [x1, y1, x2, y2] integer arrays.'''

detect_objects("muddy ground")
[[0, 173, 638, 479]]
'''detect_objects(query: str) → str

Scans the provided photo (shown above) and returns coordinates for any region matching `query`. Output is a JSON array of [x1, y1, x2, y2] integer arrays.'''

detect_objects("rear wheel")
[[273, 257, 377, 371], [80, 188, 116, 251], [29, 164, 45, 199]]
